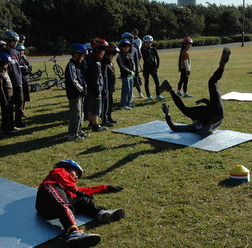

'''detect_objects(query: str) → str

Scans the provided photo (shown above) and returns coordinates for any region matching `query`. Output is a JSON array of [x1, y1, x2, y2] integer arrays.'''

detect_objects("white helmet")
[[0, 40, 6, 45], [143, 35, 153, 42]]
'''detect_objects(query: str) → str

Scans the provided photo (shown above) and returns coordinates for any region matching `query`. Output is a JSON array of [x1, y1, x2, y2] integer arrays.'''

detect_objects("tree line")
[[1, 0, 252, 54]]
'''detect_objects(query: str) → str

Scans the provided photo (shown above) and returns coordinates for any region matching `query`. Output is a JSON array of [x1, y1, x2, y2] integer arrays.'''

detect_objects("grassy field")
[[0, 45, 252, 248]]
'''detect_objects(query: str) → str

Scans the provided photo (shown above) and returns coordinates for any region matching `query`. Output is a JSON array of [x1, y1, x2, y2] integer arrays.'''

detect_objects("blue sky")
[[158, 0, 251, 6]]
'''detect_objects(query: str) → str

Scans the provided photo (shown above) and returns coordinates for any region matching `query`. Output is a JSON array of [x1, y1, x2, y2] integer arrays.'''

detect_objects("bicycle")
[[49, 56, 64, 77], [29, 61, 48, 82], [40, 77, 65, 90]]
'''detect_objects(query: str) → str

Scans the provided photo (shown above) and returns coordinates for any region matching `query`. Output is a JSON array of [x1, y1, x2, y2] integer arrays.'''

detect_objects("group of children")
[[0, 30, 31, 138]]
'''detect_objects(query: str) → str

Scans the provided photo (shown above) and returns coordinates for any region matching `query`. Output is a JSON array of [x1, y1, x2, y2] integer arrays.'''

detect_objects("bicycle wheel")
[[41, 79, 56, 90], [29, 70, 42, 82], [53, 64, 64, 77]]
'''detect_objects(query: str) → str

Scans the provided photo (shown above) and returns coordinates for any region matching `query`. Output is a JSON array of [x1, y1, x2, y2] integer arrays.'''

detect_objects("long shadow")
[[84, 140, 182, 179], [0, 132, 66, 158]]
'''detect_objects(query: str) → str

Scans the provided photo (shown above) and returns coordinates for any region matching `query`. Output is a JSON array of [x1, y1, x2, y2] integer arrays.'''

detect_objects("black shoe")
[[108, 117, 117, 123], [15, 123, 27, 128], [102, 122, 114, 127], [159, 80, 172, 93], [92, 124, 108, 132], [219, 47, 231, 67]]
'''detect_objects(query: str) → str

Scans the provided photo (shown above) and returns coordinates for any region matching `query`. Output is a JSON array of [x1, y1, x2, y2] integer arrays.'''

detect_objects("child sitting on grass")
[[36, 160, 124, 248]]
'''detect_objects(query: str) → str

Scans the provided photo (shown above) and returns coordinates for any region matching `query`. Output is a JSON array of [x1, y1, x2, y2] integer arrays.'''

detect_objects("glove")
[[107, 185, 124, 193], [128, 70, 135, 78], [76, 190, 93, 199], [161, 103, 169, 115]]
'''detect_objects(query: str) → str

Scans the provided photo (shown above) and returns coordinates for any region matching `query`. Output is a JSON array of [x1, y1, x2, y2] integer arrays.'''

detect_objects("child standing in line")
[[177, 37, 193, 98], [101, 43, 120, 126], [36, 160, 125, 248], [15, 43, 32, 117], [0, 52, 14, 137], [65, 43, 89, 141], [116, 39, 135, 110], [141, 35, 164, 101], [84, 38, 109, 132]]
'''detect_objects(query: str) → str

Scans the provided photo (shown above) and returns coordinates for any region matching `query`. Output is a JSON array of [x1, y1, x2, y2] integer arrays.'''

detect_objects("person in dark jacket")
[[16, 43, 32, 117], [141, 35, 164, 101], [65, 44, 89, 141], [3, 30, 26, 128], [117, 39, 135, 110], [36, 160, 125, 248], [160, 47, 231, 134], [101, 43, 120, 126], [84, 38, 109, 132]]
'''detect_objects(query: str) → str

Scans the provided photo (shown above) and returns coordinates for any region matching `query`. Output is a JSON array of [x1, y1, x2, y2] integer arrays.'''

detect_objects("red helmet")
[[183, 37, 193, 44], [91, 38, 109, 50]]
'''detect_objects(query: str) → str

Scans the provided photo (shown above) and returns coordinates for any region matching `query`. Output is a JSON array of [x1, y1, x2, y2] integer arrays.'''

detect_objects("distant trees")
[[0, 0, 251, 54]]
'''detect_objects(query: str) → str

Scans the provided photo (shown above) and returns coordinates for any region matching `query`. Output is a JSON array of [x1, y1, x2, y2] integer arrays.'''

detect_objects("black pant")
[[1, 95, 14, 134], [177, 68, 189, 93], [143, 69, 160, 97], [169, 67, 224, 131], [36, 184, 104, 230], [13, 85, 24, 126]]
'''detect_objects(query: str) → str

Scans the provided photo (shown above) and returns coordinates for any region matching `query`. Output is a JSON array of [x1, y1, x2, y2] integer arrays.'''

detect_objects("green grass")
[[1, 45, 252, 248]]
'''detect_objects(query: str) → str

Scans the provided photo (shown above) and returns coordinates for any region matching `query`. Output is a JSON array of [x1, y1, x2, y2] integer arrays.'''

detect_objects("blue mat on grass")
[[0, 177, 93, 248], [113, 120, 252, 152]]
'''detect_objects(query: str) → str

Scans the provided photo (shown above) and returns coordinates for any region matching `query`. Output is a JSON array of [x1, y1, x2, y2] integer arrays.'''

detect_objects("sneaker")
[[159, 80, 172, 93], [139, 92, 144, 98], [219, 47, 231, 67], [176, 91, 182, 97], [68, 134, 84, 141], [156, 95, 165, 100], [183, 93, 193, 98], [92, 124, 108, 132], [15, 123, 27, 128], [120, 106, 132, 110], [97, 209, 125, 224], [66, 230, 101, 248], [101, 122, 114, 127], [108, 117, 117, 123], [147, 96, 153, 101], [78, 130, 90, 138]]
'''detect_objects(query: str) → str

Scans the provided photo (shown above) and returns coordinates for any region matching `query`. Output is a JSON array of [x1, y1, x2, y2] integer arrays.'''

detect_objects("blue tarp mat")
[[113, 120, 252, 152], [0, 177, 93, 248]]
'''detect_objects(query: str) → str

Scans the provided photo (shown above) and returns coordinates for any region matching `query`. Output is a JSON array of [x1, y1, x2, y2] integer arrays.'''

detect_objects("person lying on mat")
[[159, 47, 231, 135], [36, 160, 124, 248]]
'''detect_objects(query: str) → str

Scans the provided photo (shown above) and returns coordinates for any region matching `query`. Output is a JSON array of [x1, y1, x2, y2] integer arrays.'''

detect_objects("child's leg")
[[143, 71, 151, 97], [177, 69, 186, 91], [68, 98, 82, 136], [121, 77, 131, 107], [150, 71, 161, 96], [36, 184, 76, 231]]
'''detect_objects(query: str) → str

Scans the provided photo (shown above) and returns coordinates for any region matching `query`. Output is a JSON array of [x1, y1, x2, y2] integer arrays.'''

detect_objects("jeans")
[[121, 77, 134, 107], [68, 97, 84, 136]]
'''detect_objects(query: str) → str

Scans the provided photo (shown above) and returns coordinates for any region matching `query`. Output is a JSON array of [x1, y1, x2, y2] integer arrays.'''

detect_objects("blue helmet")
[[54, 160, 84, 178], [4, 30, 19, 42], [84, 43, 93, 51], [69, 43, 88, 55], [16, 43, 26, 51], [121, 32, 134, 39], [119, 39, 131, 47], [0, 52, 11, 63]]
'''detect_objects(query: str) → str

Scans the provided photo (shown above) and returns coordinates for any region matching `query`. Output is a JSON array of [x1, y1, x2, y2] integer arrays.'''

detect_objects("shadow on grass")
[[218, 178, 246, 188], [0, 133, 67, 158], [84, 139, 182, 179]]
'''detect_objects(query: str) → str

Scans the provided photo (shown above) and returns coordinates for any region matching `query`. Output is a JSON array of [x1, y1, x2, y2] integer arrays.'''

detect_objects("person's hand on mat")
[[107, 185, 124, 193], [161, 103, 169, 115]]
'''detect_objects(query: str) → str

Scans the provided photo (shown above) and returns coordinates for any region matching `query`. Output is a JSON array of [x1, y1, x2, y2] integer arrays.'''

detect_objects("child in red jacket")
[[36, 160, 124, 248]]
